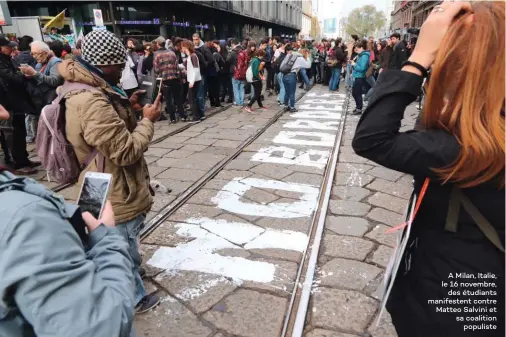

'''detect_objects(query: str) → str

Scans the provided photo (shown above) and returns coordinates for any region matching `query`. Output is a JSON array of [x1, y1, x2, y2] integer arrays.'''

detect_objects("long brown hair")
[[422, 2, 505, 187]]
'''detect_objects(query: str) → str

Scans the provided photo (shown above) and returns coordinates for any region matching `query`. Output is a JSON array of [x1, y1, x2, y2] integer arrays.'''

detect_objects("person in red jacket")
[[231, 39, 248, 106]]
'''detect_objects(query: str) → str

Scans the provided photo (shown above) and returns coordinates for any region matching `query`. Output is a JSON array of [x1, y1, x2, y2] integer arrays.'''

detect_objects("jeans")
[[25, 114, 38, 142], [364, 75, 376, 101], [352, 77, 367, 110], [189, 81, 203, 120], [346, 62, 354, 87], [277, 72, 285, 103], [117, 215, 147, 306], [232, 78, 245, 105], [282, 72, 297, 108], [300, 68, 310, 89], [329, 67, 342, 91], [162, 79, 186, 121], [197, 74, 207, 115], [266, 68, 275, 91], [248, 80, 263, 108]]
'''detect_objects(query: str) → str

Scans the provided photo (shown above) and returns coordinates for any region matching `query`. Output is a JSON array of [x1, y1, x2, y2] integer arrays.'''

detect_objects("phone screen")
[[153, 78, 163, 101], [77, 174, 111, 219]]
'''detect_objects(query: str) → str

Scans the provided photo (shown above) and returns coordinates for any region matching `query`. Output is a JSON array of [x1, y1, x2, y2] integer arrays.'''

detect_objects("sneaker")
[[136, 293, 161, 314], [351, 108, 362, 115], [200, 116, 206, 121], [283, 106, 290, 112], [170, 120, 177, 124], [289, 108, 298, 113], [261, 106, 268, 110], [244, 106, 253, 113]]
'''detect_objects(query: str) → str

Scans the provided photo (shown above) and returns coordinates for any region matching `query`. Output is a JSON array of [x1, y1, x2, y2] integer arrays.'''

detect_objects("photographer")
[[0, 168, 136, 336]]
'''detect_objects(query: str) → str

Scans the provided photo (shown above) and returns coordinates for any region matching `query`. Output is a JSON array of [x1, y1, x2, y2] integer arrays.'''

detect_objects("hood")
[[58, 58, 110, 91], [197, 40, 205, 48], [360, 51, 371, 57]]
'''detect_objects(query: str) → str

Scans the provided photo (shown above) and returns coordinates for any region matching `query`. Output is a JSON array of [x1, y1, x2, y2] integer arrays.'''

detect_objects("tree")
[[343, 5, 386, 39]]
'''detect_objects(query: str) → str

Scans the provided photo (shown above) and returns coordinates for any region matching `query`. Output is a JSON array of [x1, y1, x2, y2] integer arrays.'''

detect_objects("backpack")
[[195, 49, 208, 73], [235, 50, 249, 80], [274, 52, 286, 73], [212, 52, 222, 73], [246, 62, 254, 83], [280, 54, 298, 74], [36, 82, 104, 184]]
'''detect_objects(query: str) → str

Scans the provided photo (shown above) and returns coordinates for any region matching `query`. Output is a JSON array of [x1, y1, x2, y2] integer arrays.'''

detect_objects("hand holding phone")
[[82, 200, 115, 232], [142, 93, 162, 122], [77, 172, 113, 230]]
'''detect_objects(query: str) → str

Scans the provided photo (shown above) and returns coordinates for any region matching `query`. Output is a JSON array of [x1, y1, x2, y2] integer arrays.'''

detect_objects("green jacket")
[[249, 57, 261, 81], [0, 170, 136, 337]]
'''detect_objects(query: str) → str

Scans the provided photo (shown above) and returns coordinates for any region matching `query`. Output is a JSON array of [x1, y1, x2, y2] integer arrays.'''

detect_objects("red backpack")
[[234, 50, 249, 81], [36, 81, 104, 184]]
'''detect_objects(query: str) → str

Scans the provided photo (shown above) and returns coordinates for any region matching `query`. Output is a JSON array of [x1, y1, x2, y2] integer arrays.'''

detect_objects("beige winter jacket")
[[58, 59, 154, 223]]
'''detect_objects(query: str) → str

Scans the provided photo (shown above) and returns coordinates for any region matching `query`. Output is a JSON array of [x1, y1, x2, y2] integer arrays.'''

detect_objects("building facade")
[[7, 1, 302, 42], [388, 0, 441, 41], [300, 0, 312, 39]]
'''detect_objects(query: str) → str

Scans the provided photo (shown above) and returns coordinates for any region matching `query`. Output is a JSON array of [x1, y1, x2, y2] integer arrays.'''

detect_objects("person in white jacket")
[[281, 45, 311, 112], [120, 53, 138, 96], [181, 40, 203, 122]]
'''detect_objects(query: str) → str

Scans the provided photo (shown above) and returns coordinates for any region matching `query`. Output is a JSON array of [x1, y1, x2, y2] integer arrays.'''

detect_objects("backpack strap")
[[445, 186, 505, 252]]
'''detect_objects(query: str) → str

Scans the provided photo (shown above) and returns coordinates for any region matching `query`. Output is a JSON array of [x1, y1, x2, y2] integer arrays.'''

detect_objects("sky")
[[341, 0, 390, 17]]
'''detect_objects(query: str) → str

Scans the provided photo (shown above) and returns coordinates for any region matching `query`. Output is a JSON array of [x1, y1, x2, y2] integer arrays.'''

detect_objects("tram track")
[[140, 90, 308, 239], [139, 85, 352, 336]]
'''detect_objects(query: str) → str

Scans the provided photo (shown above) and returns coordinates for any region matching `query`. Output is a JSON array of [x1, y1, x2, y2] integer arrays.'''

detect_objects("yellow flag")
[[44, 9, 66, 30]]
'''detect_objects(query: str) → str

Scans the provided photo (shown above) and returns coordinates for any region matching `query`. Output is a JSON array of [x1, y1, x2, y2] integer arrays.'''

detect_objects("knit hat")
[[81, 30, 126, 66]]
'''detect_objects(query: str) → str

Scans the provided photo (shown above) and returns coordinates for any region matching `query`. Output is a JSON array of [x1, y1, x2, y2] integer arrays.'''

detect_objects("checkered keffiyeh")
[[81, 30, 127, 66]]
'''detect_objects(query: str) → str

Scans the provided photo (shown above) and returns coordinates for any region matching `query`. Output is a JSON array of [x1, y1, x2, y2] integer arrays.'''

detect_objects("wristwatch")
[[401, 60, 429, 78]]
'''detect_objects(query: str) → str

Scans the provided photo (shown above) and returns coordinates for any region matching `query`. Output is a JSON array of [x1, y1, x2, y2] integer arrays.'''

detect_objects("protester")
[[388, 32, 409, 69], [352, 2, 504, 336], [13, 35, 36, 67], [20, 40, 63, 143], [0, 35, 38, 174], [216, 40, 232, 103], [120, 45, 139, 97], [58, 29, 162, 313], [193, 33, 213, 117], [154, 36, 187, 123], [378, 40, 391, 74], [281, 45, 311, 112], [0, 167, 137, 336], [350, 40, 370, 115], [245, 49, 266, 113], [181, 39, 203, 122], [206, 41, 223, 108], [328, 38, 346, 92], [229, 38, 247, 107]]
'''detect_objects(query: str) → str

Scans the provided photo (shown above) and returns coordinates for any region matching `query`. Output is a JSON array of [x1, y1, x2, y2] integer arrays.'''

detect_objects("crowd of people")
[[0, 1, 504, 336]]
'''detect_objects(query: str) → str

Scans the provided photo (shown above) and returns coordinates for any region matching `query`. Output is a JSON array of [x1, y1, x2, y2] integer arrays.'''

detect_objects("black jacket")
[[0, 54, 35, 114], [388, 41, 409, 70], [352, 70, 504, 337], [196, 43, 214, 74], [227, 45, 242, 74], [379, 46, 393, 70], [334, 47, 347, 69]]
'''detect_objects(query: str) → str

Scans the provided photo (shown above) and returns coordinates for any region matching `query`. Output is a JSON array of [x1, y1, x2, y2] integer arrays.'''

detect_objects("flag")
[[44, 9, 66, 30]]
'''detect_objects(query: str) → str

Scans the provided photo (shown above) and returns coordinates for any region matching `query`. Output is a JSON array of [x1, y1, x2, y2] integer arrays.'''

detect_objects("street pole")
[[108, 1, 120, 37]]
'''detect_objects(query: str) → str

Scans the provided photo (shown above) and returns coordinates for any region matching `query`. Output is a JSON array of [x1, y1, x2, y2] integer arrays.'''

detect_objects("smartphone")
[[20, 63, 28, 67], [77, 172, 112, 219], [153, 77, 163, 101]]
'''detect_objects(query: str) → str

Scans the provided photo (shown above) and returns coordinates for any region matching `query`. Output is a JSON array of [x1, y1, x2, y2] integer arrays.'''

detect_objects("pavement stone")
[[367, 312, 398, 337], [151, 193, 177, 212], [329, 200, 371, 217], [319, 258, 382, 291], [255, 216, 311, 233], [188, 188, 221, 206], [248, 248, 302, 263], [224, 159, 260, 171], [203, 289, 287, 337], [250, 163, 295, 180], [142, 221, 195, 247], [204, 146, 237, 156], [134, 293, 212, 337], [311, 288, 377, 333], [367, 192, 407, 215], [157, 168, 207, 181], [366, 208, 403, 227], [145, 147, 172, 157], [284, 171, 323, 186], [154, 178, 192, 196], [244, 187, 280, 204], [213, 139, 243, 148], [163, 149, 196, 159], [334, 172, 375, 187], [325, 216, 370, 237], [169, 153, 226, 171], [184, 137, 219, 146], [180, 144, 209, 152], [365, 224, 397, 248], [335, 162, 374, 174], [214, 169, 253, 181], [368, 245, 394, 269], [242, 258, 298, 297], [367, 167, 404, 182], [148, 165, 168, 177], [322, 234, 375, 261], [396, 174, 414, 185], [168, 204, 223, 222], [306, 329, 357, 337], [331, 185, 372, 201], [154, 271, 237, 314], [367, 178, 413, 200]]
